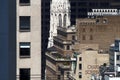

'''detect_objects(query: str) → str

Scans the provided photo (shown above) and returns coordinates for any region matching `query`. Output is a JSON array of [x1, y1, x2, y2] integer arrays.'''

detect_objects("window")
[[67, 45, 70, 50], [79, 75, 82, 78], [20, 68, 30, 80], [58, 75, 61, 80], [82, 28, 85, 32], [90, 35, 93, 40], [72, 35, 75, 40], [20, 16, 30, 31], [117, 55, 120, 60], [20, 42, 30, 57], [79, 64, 82, 70], [63, 14, 67, 27], [59, 14, 62, 27], [82, 35, 86, 40], [103, 19, 107, 24], [79, 57, 82, 61], [90, 28, 93, 32], [19, 0, 30, 6]]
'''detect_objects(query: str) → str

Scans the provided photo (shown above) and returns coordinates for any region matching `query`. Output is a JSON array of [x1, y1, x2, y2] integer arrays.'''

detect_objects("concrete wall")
[[16, 0, 41, 80]]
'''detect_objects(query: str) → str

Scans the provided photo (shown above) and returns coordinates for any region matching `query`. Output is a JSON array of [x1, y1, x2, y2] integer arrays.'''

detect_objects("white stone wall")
[[16, 0, 41, 80]]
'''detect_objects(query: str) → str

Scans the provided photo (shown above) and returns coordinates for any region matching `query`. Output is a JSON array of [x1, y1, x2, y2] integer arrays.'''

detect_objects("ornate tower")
[[48, 0, 71, 48]]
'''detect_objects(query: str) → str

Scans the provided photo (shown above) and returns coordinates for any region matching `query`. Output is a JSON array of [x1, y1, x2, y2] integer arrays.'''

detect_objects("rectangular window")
[[117, 55, 120, 60], [58, 75, 61, 80], [90, 35, 93, 40], [82, 28, 85, 32], [20, 68, 30, 80], [67, 45, 70, 50], [82, 35, 86, 40], [72, 35, 75, 40], [79, 72, 82, 78], [20, 42, 30, 58], [19, 16, 30, 31], [79, 64, 82, 70], [79, 75, 82, 78], [79, 57, 82, 61], [20, 0, 30, 6]]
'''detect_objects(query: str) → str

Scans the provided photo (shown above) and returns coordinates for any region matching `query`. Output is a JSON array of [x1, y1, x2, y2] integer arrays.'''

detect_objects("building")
[[44, 0, 120, 78], [41, 0, 50, 79], [69, 0, 120, 25], [94, 39, 120, 80], [48, 0, 71, 48], [0, 0, 16, 80], [46, 25, 76, 80], [69, 44, 109, 80], [16, 0, 41, 80], [76, 15, 120, 52], [109, 39, 120, 74]]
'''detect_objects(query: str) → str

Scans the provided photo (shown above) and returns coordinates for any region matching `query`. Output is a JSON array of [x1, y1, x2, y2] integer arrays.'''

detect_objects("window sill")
[[19, 3, 30, 6], [20, 56, 31, 58], [19, 30, 30, 32]]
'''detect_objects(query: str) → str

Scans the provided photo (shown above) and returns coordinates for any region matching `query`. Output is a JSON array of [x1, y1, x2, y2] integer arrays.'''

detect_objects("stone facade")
[[16, 0, 41, 80], [76, 16, 120, 52], [70, 44, 109, 80]]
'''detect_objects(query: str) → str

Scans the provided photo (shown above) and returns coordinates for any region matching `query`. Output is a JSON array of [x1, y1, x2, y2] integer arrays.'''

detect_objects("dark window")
[[90, 35, 93, 40], [96, 19, 99, 24], [72, 35, 75, 40], [20, 68, 30, 80], [90, 28, 93, 32], [20, 16, 30, 31], [82, 28, 85, 32], [82, 35, 86, 40], [79, 75, 82, 78], [19, 0, 30, 6], [67, 45, 70, 50], [58, 75, 61, 80], [20, 42, 30, 58], [117, 55, 120, 60], [79, 64, 82, 70], [79, 57, 82, 61]]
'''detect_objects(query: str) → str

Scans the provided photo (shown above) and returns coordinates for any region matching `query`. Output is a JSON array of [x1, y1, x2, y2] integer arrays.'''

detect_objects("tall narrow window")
[[90, 35, 93, 40], [20, 68, 30, 80], [20, 16, 30, 31], [19, 0, 30, 6], [82, 35, 86, 40], [72, 35, 75, 40], [63, 14, 67, 27], [59, 14, 62, 27], [67, 45, 70, 50], [19, 42, 30, 58], [79, 64, 82, 70], [82, 28, 85, 32]]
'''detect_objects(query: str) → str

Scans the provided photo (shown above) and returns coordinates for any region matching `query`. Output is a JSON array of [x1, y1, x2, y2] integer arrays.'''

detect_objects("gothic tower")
[[48, 0, 71, 48]]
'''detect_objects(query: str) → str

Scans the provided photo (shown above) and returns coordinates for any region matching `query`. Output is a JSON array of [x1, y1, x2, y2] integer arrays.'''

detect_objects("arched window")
[[59, 14, 62, 27], [63, 14, 67, 27]]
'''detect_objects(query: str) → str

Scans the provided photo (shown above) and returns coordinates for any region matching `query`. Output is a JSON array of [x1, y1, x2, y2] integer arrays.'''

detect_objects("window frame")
[[19, 42, 31, 58], [20, 68, 30, 80], [19, 16, 31, 32], [19, 0, 30, 6]]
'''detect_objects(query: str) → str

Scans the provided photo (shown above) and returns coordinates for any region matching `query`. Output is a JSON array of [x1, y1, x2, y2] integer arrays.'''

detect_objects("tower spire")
[[48, 0, 71, 48]]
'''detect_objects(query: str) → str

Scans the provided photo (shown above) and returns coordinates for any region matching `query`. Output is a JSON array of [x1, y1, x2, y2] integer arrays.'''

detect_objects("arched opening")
[[63, 14, 67, 27], [59, 14, 62, 27]]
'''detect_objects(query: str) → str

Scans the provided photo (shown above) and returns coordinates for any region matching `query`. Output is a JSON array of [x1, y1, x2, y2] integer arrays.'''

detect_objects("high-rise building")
[[16, 0, 41, 80], [69, 0, 120, 25], [0, 0, 16, 80]]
